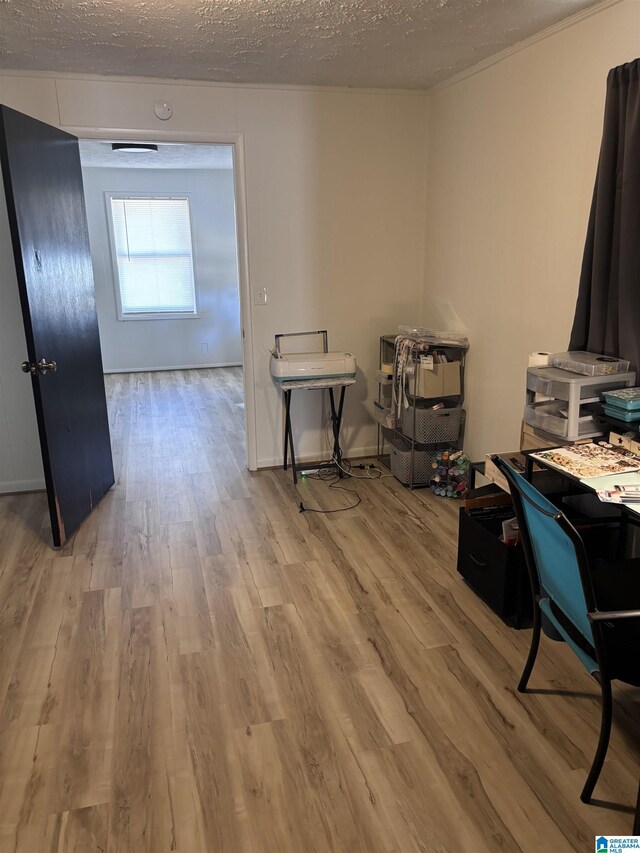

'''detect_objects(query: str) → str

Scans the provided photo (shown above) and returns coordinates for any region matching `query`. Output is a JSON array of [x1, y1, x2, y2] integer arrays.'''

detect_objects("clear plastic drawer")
[[523, 401, 600, 440]]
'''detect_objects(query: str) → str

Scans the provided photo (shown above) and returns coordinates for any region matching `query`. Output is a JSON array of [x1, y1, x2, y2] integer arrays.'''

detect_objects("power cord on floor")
[[295, 446, 391, 515], [322, 415, 393, 480]]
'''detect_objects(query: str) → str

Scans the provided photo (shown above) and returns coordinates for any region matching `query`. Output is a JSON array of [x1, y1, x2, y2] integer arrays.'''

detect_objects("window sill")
[[118, 312, 201, 322]]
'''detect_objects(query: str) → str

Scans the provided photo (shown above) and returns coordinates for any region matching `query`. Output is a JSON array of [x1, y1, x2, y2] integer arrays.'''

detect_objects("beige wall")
[[422, 0, 640, 460], [0, 72, 428, 473], [4, 0, 631, 481]]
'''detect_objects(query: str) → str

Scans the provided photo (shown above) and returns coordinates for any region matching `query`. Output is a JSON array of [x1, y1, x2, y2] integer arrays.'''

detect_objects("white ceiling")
[[79, 141, 234, 170], [0, 0, 603, 90]]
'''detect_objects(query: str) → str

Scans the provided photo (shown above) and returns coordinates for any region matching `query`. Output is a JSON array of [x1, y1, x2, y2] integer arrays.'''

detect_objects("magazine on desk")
[[596, 486, 640, 505], [530, 442, 640, 480]]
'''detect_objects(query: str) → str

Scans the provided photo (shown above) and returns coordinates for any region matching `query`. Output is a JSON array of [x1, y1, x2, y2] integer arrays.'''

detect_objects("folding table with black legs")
[[281, 377, 356, 484]]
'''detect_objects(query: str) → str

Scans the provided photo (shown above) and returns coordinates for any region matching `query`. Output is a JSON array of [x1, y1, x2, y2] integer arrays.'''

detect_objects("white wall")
[[2, 2, 635, 481], [82, 166, 242, 372], [0, 72, 428, 469], [422, 0, 640, 461], [0, 162, 46, 493]]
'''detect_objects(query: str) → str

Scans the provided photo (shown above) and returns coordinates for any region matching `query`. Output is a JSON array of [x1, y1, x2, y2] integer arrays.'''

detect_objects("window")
[[107, 194, 198, 319]]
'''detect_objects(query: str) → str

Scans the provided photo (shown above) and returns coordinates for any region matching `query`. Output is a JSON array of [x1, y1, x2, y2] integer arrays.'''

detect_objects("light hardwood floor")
[[0, 366, 639, 852]]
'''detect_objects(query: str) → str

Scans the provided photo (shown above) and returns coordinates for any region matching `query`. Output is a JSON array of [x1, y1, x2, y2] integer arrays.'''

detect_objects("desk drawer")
[[523, 401, 601, 440]]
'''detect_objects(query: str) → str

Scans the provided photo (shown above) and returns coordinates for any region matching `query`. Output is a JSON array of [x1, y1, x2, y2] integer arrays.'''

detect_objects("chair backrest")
[[494, 458, 595, 646]]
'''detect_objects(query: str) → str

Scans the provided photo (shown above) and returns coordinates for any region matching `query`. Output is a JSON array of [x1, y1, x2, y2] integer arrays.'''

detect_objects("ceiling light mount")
[[111, 143, 159, 154], [154, 101, 173, 121]]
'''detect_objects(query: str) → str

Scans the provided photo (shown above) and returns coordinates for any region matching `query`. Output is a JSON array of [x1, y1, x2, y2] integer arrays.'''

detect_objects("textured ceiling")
[[0, 0, 603, 90], [79, 141, 234, 169]]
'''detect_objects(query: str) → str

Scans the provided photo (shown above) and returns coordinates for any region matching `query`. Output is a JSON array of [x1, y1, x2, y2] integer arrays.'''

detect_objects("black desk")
[[522, 446, 640, 499], [522, 446, 640, 550], [281, 377, 355, 484]]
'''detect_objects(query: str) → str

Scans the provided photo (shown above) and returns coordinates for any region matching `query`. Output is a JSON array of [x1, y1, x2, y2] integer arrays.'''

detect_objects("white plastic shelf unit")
[[524, 366, 636, 442], [376, 334, 469, 488]]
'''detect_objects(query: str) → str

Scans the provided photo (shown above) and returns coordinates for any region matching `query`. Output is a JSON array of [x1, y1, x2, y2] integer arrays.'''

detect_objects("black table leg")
[[524, 455, 534, 482], [328, 386, 346, 477], [283, 389, 298, 483], [290, 432, 298, 483], [283, 384, 349, 484], [289, 395, 298, 484], [617, 511, 629, 559], [283, 388, 291, 471]]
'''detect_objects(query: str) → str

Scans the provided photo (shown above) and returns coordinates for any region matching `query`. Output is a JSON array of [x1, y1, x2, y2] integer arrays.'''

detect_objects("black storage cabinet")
[[457, 506, 532, 627]]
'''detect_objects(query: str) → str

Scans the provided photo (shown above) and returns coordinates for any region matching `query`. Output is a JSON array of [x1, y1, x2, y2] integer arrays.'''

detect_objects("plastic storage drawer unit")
[[602, 388, 640, 411], [602, 405, 640, 423], [523, 401, 600, 439], [525, 366, 636, 441]]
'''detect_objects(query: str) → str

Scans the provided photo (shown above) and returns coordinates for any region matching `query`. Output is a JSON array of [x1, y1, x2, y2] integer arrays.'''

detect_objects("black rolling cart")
[[375, 330, 469, 487]]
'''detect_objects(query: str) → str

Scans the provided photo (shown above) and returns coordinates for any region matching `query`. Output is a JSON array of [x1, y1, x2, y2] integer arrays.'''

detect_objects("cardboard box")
[[409, 361, 461, 399], [609, 431, 640, 455], [519, 420, 567, 451], [484, 451, 527, 493], [463, 484, 512, 510], [483, 449, 567, 503]]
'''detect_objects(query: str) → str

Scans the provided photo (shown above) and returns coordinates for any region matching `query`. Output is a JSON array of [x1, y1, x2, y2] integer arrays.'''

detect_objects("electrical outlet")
[[201, 342, 209, 353], [254, 286, 267, 306]]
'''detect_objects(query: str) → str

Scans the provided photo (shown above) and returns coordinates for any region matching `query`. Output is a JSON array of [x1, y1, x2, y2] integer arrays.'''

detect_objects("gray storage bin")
[[389, 434, 432, 485], [400, 404, 464, 444]]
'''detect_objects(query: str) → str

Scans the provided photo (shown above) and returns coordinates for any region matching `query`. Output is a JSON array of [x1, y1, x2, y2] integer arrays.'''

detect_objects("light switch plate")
[[254, 287, 267, 306]]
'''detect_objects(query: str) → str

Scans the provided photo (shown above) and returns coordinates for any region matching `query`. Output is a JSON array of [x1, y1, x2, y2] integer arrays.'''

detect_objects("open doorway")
[[78, 140, 248, 470]]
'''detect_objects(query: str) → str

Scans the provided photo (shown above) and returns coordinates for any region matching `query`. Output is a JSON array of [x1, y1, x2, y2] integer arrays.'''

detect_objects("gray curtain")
[[569, 59, 640, 370]]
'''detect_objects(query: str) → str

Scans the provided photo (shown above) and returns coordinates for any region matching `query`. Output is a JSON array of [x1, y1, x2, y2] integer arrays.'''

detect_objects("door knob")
[[37, 358, 57, 375], [21, 359, 57, 375]]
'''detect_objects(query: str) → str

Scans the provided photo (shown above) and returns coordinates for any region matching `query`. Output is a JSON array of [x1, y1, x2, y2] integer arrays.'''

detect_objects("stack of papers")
[[596, 485, 640, 505], [530, 442, 640, 480]]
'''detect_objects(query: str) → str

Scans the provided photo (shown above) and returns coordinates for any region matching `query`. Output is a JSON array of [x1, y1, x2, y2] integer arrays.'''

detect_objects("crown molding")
[[0, 67, 428, 99], [428, 0, 625, 95]]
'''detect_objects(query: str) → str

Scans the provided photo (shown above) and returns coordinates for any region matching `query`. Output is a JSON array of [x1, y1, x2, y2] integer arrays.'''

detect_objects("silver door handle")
[[37, 358, 57, 374], [21, 358, 57, 375]]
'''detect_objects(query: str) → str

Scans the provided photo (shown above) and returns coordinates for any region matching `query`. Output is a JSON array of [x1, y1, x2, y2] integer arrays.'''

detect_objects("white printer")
[[270, 350, 356, 383]]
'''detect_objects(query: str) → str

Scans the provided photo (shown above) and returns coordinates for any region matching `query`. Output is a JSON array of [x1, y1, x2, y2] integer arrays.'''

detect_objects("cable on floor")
[[295, 428, 392, 514]]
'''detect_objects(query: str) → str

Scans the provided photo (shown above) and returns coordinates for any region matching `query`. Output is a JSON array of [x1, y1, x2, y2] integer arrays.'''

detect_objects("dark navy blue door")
[[0, 105, 114, 546]]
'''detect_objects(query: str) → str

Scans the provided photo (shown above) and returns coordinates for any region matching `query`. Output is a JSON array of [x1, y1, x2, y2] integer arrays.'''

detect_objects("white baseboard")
[[103, 362, 242, 374], [257, 444, 379, 470], [0, 478, 46, 495]]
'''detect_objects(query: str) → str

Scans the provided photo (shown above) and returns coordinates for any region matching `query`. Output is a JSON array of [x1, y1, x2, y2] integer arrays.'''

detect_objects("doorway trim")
[[68, 125, 257, 471]]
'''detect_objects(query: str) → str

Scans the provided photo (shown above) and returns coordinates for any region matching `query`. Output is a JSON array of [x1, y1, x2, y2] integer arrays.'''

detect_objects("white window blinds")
[[109, 196, 197, 316]]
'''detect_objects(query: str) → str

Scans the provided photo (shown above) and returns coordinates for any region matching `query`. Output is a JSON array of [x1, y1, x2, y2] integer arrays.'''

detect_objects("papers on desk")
[[578, 472, 640, 515], [530, 442, 640, 480], [596, 486, 640, 505]]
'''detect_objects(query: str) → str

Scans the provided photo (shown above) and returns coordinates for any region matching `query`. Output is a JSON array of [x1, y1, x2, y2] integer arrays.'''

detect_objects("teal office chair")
[[492, 456, 640, 805]]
